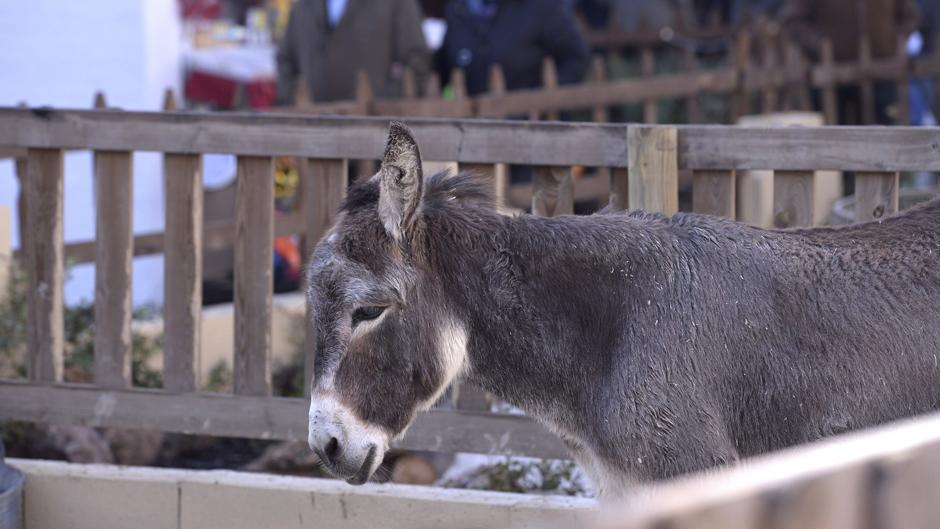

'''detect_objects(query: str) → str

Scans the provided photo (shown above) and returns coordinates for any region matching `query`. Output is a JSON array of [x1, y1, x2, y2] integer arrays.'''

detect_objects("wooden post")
[[608, 168, 629, 212], [425, 74, 442, 98], [93, 148, 134, 388], [163, 153, 203, 393], [401, 67, 417, 99], [692, 170, 736, 219], [14, 156, 27, 257], [294, 76, 314, 109], [542, 57, 560, 121], [859, 37, 876, 125], [820, 40, 838, 124], [451, 68, 468, 102], [354, 69, 373, 115], [162, 88, 204, 393], [303, 158, 348, 396], [532, 167, 574, 217], [641, 48, 657, 123], [26, 148, 65, 382], [760, 37, 779, 113], [234, 156, 274, 396], [854, 172, 899, 222], [785, 43, 812, 111], [683, 48, 702, 123], [896, 35, 911, 126], [731, 32, 752, 122], [591, 56, 609, 123], [627, 126, 678, 214], [773, 170, 815, 228]]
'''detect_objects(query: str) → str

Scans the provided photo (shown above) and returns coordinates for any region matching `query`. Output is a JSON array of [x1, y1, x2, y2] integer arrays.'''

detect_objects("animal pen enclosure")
[[1, 107, 940, 528]]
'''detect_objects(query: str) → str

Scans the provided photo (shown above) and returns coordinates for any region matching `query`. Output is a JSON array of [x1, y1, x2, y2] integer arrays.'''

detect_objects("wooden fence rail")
[[603, 408, 940, 528], [0, 108, 933, 464]]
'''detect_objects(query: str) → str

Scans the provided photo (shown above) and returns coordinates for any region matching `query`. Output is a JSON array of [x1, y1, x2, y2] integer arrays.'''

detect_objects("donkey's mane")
[[341, 171, 493, 216]]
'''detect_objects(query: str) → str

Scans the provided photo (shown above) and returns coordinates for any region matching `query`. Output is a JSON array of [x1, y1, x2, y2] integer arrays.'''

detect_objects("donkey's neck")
[[424, 207, 659, 427]]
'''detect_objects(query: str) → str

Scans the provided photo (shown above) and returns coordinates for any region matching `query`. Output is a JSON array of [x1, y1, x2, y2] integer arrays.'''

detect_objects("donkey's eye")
[[351, 306, 387, 328]]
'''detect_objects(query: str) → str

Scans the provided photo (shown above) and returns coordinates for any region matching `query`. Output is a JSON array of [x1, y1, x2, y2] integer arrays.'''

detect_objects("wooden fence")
[[0, 109, 935, 472], [281, 33, 940, 131]]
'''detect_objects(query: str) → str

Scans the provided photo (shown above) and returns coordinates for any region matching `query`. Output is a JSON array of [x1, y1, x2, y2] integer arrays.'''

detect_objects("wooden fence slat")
[[608, 168, 629, 212], [692, 169, 736, 219], [532, 166, 574, 217], [683, 48, 701, 123], [895, 35, 911, 126], [0, 108, 630, 167], [731, 32, 752, 122], [163, 153, 203, 393], [541, 57, 560, 121], [641, 48, 657, 123], [627, 126, 678, 214], [25, 148, 64, 382], [303, 158, 348, 396], [93, 150, 134, 388], [591, 56, 609, 123], [854, 171, 899, 223], [14, 156, 27, 255], [234, 156, 274, 396], [0, 381, 569, 459], [457, 162, 505, 208], [859, 38, 876, 125], [875, 444, 940, 528], [773, 170, 815, 228], [820, 40, 838, 125]]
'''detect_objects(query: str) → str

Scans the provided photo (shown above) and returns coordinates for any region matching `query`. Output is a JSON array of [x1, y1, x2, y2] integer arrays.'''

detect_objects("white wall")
[[0, 0, 182, 306]]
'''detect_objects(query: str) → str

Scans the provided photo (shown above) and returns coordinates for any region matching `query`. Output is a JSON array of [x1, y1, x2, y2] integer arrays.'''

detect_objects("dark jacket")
[[436, 0, 590, 95], [781, 0, 920, 61], [276, 0, 430, 104]]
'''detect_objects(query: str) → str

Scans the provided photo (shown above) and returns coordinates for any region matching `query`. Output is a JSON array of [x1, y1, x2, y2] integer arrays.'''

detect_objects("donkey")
[[305, 122, 940, 496]]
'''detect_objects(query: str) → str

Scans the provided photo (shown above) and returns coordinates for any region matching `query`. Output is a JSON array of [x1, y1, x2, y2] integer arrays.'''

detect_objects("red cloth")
[[181, 0, 222, 20], [184, 70, 276, 109]]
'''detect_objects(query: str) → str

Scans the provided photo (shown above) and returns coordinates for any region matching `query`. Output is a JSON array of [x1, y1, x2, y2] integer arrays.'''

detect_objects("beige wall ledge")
[[11, 458, 596, 529]]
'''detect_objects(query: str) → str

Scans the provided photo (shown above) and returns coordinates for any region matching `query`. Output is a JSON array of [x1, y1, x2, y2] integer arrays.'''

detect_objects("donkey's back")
[[649, 198, 940, 464]]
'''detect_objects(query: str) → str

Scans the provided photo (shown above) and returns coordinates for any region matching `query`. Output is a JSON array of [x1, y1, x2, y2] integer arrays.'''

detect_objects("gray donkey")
[[306, 122, 940, 496]]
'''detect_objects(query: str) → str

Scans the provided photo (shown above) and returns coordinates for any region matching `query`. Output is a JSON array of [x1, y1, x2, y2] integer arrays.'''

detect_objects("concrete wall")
[[11, 459, 596, 529]]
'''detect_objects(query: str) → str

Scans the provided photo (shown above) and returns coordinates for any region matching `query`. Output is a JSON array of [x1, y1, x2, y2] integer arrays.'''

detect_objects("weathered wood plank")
[[25, 148, 64, 382], [854, 171, 899, 223], [692, 169, 736, 219], [473, 69, 738, 118], [612, 410, 940, 529], [773, 170, 815, 228], [93, 150, 134, 388], [0, 381, 569, 459], [457, 162, 503, 207], [532, 166, 574, 217], [163, 153, 203, 393], [874, 444, 940, 528], [0, 108, 629, 168], [608, 168, 629, 212], [677, 126, 940, 171], [41, 212, 307, 266], [641, 48, 657, 123], [819, 40, 838, 125], [303, 158, 347, 396], [234, 156, 274, 396], [628, 126, 678, 214]]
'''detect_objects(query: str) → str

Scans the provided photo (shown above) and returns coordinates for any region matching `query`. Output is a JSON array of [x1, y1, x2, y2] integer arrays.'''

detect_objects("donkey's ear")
[[378, 121, 424, 242]]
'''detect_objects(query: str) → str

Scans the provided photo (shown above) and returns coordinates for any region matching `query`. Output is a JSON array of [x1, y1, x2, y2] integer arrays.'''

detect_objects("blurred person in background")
[[435, 0, 590, 95], [781, 0, 920, 124], [276, 0, 431, 104]]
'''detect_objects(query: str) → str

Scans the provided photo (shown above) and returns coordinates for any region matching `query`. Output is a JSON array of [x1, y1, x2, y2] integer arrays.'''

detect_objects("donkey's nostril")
[[324, 436, 341, 463]]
